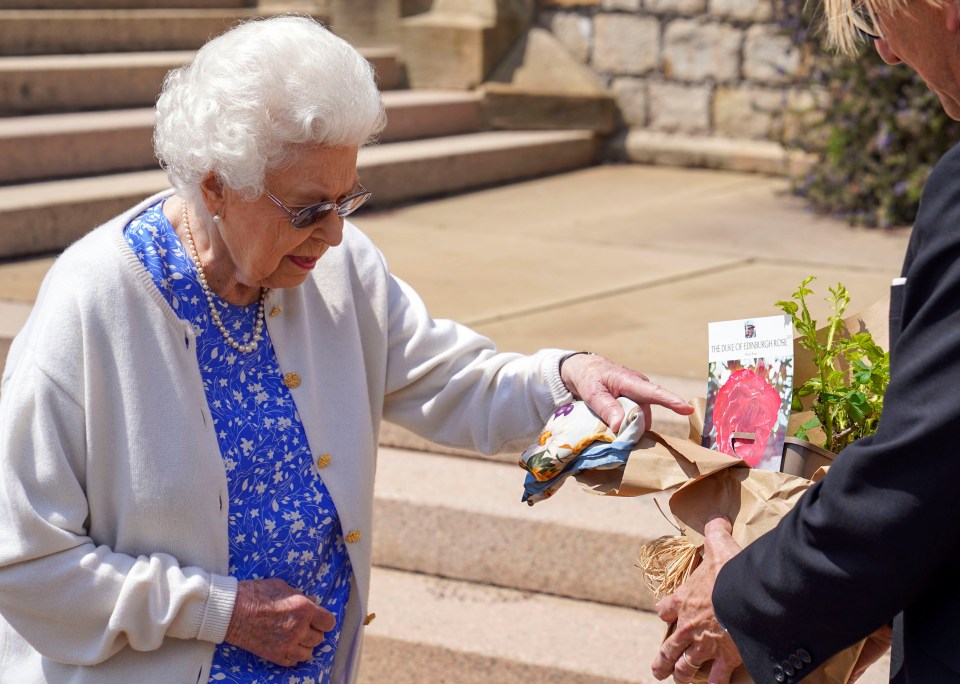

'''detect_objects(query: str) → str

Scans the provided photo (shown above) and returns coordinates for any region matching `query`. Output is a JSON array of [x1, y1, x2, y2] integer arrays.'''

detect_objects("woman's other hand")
[[225, 578, 336, 667], [559, 353, 694, 433]]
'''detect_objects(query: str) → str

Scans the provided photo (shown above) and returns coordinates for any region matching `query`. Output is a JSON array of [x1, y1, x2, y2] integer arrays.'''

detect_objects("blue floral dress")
[[125, 200, 352, 684]]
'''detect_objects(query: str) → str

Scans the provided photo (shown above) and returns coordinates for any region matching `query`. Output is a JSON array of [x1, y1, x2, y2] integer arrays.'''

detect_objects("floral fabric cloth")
[[125, 201, 351, 684], [518, 397, 646, 505]]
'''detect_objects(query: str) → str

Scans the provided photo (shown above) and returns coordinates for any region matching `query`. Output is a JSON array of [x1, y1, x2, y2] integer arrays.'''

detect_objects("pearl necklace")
[[180, 202, 267, 354]]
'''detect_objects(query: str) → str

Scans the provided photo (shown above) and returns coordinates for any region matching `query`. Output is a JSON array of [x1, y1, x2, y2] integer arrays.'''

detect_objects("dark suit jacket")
[[713, 142, 960, 683]]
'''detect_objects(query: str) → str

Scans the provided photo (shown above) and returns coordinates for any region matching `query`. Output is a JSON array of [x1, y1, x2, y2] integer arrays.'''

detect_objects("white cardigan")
[[0, 191, 572, 683]]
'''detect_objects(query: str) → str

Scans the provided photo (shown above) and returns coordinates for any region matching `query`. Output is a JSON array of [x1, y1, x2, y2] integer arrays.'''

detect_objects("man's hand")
[[225, 578, 336, 667], [651, 517, 744, 684], [559, 353, 693, 433]]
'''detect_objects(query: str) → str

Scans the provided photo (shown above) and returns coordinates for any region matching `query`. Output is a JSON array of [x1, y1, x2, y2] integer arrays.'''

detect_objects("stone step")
[[358, 129, 598, 206], [373, 446, 676, 611], [0, 0, 253, 7], [379, 90, 482, 143], [0, 9, 276, 56], [0, 91, 481, 184], [0, 109, 155, 184], [0, 48, 402, 117], [360, 566, 668, 684], [0, 130, 597, 258], [0, 52, 193, 116]]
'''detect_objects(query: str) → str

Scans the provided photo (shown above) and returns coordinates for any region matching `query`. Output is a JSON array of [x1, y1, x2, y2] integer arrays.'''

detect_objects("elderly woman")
[[650, 1, 960, 683], [0, 15, 691, 684]]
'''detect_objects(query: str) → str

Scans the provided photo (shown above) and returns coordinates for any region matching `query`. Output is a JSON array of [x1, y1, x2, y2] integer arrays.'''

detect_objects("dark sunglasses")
[[852, 2, 881, 40], [265, 185, 372, 229]]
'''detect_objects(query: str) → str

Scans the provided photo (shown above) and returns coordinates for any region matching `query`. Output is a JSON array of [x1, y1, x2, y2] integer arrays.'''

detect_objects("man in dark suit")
[[648, 0, 960, 682]]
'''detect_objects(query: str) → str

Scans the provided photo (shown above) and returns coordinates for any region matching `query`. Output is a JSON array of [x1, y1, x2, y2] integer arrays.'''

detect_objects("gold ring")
[[682, 651, 702, 669]]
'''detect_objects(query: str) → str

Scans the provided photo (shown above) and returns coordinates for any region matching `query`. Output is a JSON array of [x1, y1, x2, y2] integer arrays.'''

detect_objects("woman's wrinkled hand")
[[559, 353, 694, 433], [225, 578, 336, 667]]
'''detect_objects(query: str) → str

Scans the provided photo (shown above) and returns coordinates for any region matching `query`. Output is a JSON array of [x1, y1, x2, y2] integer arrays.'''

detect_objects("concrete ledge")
[[482, 86, 616, 134], [0, 9, 270, 56], [0, 90, 475, 184], [373, 447, 677, 611], [0, 0, 253, 6], [0, 170, 169, 257], [0, 109, 155, 184], [360, 129, 598, 205], [361, 567, 668, 683], [379, 90, 482, 143], [0, 52, 191, 116], [361, 46, 405, 92], [0, 48, 399, 117], [613, 128, 815, 178]]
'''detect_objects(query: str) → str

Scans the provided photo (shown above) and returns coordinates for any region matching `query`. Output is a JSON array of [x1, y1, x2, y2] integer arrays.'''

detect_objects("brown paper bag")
[[598, 431, 865, 683], [571, 293, 892, 682]]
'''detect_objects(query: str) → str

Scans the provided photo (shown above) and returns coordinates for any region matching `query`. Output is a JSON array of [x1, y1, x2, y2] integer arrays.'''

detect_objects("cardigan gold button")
[[345, 530, 361, 543], [283, 372, 301, 389], [269, 306, 283, 317], [363, 612, 376, 625], [316, 453, 331, 469]]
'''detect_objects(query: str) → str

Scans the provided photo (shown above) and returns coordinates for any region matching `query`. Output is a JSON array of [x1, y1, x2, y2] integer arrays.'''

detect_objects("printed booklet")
[[701, 314, 794, 471]]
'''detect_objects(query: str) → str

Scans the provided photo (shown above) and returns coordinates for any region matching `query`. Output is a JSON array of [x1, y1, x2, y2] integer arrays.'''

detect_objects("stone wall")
[[537, 0, 817, 142]]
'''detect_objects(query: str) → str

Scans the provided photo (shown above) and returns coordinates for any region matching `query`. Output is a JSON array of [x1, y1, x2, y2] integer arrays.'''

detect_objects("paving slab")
[[357, 163, 760, 240], [358, 164, 909, 271], [472, 261, 898, 380], [354, 164, 909, 379], [361, 567, 670, 684], [592, 176, 910, 271], [374, 446, 677, 611], [361, 567, 890, 684], [360, 220, 742, 324]]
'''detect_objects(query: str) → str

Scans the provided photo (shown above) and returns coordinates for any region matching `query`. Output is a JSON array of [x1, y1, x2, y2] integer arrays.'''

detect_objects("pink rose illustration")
[[713, 368, 781, 467]]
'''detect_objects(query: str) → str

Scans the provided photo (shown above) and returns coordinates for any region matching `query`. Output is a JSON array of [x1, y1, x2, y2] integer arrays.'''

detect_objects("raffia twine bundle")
[[637, 534, 702, 601]]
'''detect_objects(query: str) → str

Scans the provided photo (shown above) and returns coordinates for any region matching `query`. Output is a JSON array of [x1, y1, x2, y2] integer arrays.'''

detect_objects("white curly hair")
[[154, 15, 386, 203]]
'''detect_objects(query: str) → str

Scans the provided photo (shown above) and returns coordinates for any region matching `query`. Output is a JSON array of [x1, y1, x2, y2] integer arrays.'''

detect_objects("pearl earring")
[[213, 213, 222, 223]]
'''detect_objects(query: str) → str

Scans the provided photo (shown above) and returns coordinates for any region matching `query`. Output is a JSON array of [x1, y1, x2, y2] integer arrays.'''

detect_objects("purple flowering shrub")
[[778, 1, 960, 228]]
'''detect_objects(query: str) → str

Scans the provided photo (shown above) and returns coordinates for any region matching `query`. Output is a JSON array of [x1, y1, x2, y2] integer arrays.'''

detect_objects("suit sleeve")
[[713, 143, 960, 681]]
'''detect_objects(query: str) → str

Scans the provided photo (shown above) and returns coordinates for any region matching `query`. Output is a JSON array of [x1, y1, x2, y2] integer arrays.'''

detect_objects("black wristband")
[[558, 351, 592, 376]]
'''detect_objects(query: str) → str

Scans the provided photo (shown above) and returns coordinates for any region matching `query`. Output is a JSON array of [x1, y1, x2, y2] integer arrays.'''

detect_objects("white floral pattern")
[[125, 201, 351, 683]]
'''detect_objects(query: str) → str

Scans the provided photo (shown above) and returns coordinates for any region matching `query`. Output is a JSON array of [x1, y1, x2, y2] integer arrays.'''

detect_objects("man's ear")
[[947, 0, 960, 33], [198, 172, 226, 217]]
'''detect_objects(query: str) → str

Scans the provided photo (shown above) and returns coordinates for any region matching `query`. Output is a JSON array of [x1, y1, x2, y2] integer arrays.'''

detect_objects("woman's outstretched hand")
[[225, 578, 336, 667], [559, 353, 694, 433]]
